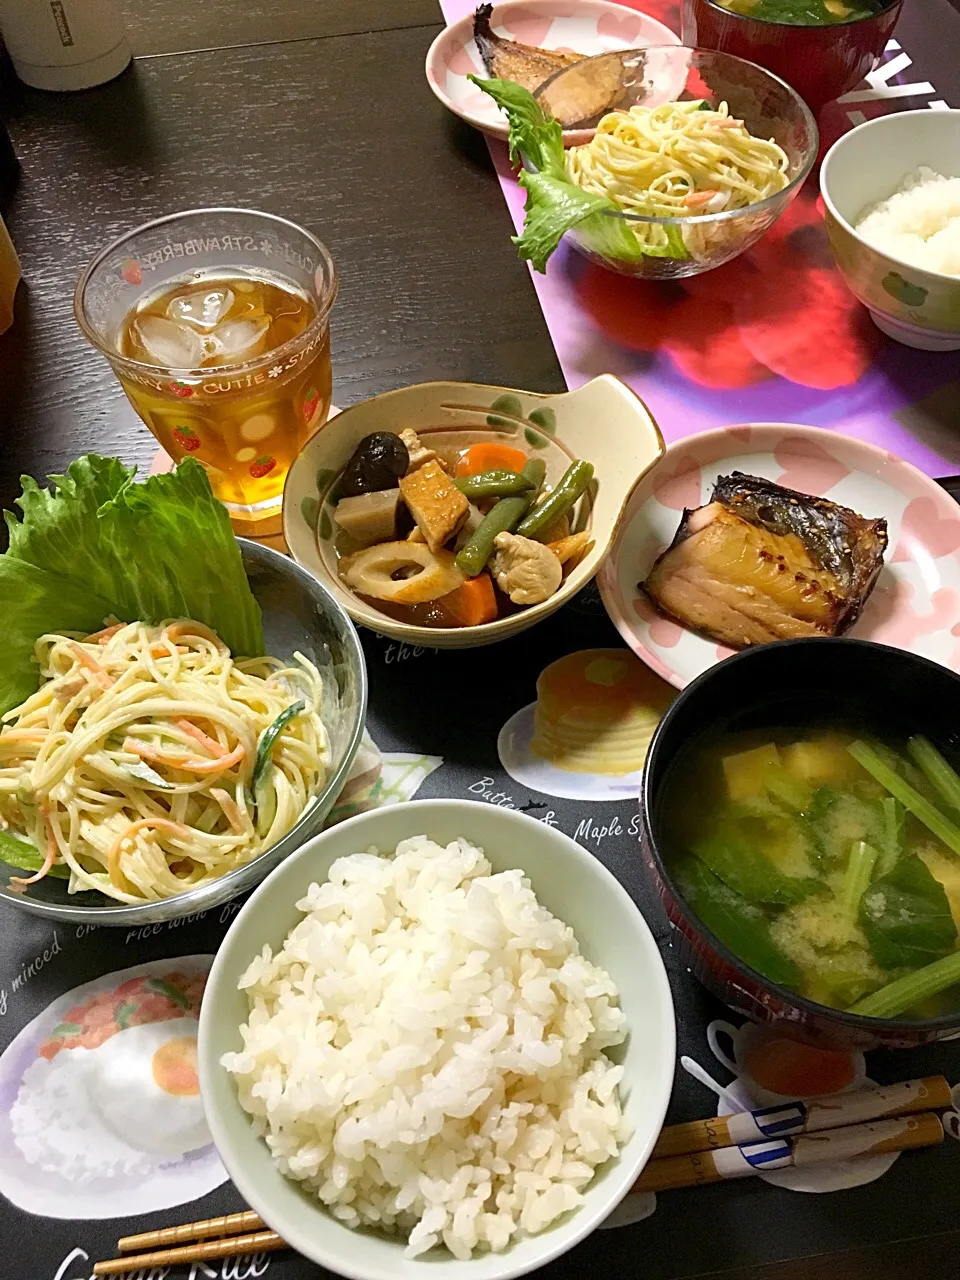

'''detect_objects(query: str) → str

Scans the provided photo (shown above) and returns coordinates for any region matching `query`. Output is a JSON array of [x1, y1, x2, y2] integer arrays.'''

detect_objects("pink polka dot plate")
[[425, 0, 679, 145], [598, 424, 960, 689]]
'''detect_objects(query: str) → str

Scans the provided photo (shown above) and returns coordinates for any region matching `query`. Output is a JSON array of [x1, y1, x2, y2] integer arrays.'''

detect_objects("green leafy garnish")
[[252, 700, 305, 796], [674, 854, 799, 988], [0, 455, 264, 714], [0, 830, 70, 879], [469, 76, 687, 272], [859, 855, 957, 971], [691, 826, 815, 907]]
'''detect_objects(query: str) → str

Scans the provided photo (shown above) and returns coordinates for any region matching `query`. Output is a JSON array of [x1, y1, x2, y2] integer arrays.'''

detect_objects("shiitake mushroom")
[[340, 433, 409, 497]]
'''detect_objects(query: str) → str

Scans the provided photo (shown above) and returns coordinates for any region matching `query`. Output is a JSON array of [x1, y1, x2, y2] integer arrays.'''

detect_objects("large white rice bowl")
[[199, 800, 675, 1280]]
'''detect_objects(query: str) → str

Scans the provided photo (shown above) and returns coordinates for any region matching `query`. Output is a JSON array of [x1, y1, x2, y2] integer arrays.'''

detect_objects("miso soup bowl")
[[283, 377, 664, 649], [681, 0, 903, 116], [641, 638, 960, 1052]]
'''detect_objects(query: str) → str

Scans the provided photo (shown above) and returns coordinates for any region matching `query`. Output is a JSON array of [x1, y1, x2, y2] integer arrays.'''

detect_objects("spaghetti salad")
[[566, 101, 789, 253], [472, 78, 790, 270], [0, 620, 329, 904]]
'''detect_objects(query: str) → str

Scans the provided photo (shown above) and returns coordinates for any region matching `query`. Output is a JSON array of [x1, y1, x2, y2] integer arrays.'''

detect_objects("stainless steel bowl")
[[0, 539, 368, 926]]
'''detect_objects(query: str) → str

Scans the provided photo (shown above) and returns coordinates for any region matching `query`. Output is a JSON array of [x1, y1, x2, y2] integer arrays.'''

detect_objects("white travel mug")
[[0, 0, 132, 91]]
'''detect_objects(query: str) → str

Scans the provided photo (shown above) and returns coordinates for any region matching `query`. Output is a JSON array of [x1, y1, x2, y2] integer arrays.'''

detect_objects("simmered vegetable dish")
[[330, 429, 594, 628], [662, 728, 960, 1019]]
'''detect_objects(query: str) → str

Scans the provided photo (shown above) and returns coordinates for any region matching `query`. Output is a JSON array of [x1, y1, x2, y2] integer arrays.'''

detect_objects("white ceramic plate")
[[425, 0, 680, 144], [599, 423, 960, 689]]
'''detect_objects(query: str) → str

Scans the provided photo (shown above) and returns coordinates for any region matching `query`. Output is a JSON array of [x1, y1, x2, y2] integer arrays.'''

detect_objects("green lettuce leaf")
[[4, 456, 136, 601], [0, 555, 115, 714], [470, 75, 689, 272], [0, 829, 70, 879], [0, 455, 264, 713], [468, 75, 565, 176], [93, 460, 264, 658], [514, 170, 616, 273]]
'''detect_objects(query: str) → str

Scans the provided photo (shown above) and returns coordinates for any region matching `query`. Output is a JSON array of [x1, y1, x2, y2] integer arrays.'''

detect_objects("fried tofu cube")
[[399, 460, 469, 553]]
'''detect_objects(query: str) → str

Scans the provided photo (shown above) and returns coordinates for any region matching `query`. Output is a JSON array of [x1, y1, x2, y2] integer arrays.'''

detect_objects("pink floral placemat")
[[436, 0, 960, 478]]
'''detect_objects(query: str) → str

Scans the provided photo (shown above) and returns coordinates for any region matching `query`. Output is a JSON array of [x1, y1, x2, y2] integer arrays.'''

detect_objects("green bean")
[[455, 459, 546, 577], [454, 470, 535, 499], [516, 460, 594, 541]]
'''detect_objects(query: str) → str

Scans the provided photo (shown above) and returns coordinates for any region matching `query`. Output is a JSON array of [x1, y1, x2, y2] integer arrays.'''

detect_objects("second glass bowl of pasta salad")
[[485, 46, 818, 280]]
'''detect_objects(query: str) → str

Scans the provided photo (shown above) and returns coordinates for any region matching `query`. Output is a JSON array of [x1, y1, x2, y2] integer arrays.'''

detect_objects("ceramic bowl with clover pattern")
[[282, 377, 665, 648], [821, 109, 960, 352]]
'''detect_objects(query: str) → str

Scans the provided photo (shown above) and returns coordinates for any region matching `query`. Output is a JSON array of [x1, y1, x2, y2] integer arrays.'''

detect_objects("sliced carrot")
[[440, 573, 498, 627], [124, 737, 246, 776], [11, 810, 59, 887], [165, 621, 228, 652], [85, 622, 125, 644], [176, 718, 228, 758], [454, 443, 527, 478], [211, 787, 247, 833], [67, 641, 114, 689]]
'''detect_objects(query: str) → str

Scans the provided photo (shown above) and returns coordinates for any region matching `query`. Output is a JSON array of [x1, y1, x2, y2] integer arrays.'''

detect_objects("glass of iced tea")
[[75, 208, 338, 531]]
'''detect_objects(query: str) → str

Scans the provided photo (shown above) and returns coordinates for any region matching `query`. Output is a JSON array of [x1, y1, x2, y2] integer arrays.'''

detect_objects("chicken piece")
[[399, 427, 439, 472], [399, 460, 469, 553], [492, 532, 562, 605], [643, 473, 887, 650], [333, 489, 401, 548], [547, 530, 593, 568]]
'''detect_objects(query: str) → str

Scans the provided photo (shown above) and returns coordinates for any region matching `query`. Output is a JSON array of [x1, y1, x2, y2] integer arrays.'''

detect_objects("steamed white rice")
[[855, 167, 960, 277], [222, 836, 629, 1259]]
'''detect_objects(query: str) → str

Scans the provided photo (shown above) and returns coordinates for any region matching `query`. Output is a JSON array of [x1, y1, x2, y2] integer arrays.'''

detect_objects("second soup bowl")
[[641, 638, 960, 1053]]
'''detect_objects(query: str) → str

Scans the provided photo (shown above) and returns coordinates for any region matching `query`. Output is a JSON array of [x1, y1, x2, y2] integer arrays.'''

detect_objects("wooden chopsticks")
[[93, 1075, 952, 1275], [118, 1210, 265, 1252], [95, 1221, 284, 1275]]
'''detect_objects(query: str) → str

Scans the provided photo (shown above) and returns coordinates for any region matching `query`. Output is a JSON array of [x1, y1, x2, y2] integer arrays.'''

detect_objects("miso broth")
[[716, 0, 878, 24], [661, 727, 960, 1019]]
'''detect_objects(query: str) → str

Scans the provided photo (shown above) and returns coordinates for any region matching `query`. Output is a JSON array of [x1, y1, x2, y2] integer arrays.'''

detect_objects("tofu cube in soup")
[[399, 460, 469, 553]]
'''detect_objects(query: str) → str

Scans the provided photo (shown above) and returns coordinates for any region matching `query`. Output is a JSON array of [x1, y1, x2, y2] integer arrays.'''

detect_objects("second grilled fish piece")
[[642, 472, 888, 649], [473, 4, 582, 95]]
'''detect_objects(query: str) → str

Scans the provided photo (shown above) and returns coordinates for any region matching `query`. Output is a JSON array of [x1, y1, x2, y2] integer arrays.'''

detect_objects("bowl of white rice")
[[820, 108, 960, 351], [198, 798, 675, 1280]]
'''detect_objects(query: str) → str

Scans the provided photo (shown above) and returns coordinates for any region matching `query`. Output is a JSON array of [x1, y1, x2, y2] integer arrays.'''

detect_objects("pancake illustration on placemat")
[[0, 956, 227, 1218], [499, 648, 674, 801]]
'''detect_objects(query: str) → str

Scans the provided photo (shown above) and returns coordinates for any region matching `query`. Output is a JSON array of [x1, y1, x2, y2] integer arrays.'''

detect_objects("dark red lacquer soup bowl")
[[681, 0, 903, 115], [641, 638, 960, 1053]]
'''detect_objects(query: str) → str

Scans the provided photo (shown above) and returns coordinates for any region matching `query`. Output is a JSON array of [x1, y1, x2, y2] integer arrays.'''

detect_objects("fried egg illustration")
[[10, 1017, 210, 1182], [498, 648, 675, 801]]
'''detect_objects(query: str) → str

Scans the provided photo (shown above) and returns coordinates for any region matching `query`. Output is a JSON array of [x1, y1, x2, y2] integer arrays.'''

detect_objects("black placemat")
[[1, 583, 959, 1280]]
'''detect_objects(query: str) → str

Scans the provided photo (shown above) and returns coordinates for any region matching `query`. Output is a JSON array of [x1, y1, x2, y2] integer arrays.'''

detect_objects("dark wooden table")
[[0, 1, 958, 1277]]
